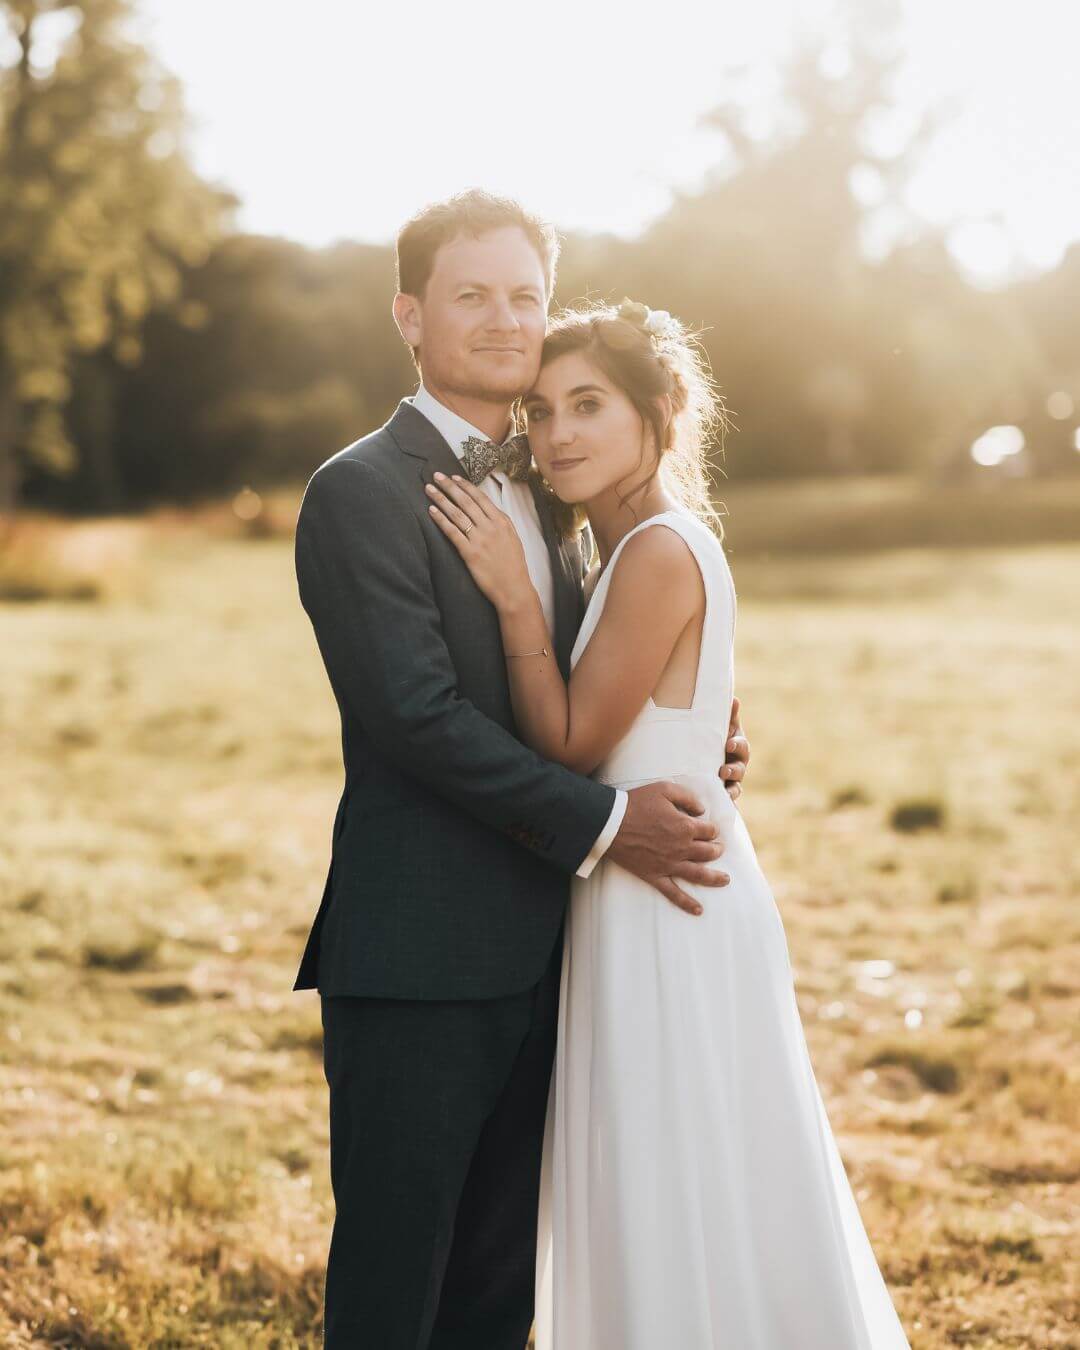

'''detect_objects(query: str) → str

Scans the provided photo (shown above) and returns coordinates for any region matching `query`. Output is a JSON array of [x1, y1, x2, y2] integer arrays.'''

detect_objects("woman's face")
[[524, 352, 655, 503]]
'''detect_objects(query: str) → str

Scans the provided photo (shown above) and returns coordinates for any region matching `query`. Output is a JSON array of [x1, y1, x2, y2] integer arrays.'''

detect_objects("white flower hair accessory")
[[616, 296, 674, 340]]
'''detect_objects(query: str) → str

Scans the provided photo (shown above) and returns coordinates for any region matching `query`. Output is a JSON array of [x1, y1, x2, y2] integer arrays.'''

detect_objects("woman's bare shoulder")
[[604, 519, 705, 616]]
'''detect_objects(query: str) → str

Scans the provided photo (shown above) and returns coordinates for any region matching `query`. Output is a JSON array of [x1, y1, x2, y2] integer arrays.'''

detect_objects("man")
[[292, 189, 750, 1348]]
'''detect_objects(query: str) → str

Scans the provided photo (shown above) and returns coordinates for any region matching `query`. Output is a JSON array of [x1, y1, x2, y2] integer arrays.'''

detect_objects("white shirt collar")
[[409, 383, 514, 462]]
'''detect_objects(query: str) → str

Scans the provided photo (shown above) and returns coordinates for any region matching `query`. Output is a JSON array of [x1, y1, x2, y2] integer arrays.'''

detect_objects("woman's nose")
[[548, 417, 574, 447]]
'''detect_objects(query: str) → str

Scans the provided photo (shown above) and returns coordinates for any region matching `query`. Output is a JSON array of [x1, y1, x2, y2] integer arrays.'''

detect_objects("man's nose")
[[485, 295, 520, 331]]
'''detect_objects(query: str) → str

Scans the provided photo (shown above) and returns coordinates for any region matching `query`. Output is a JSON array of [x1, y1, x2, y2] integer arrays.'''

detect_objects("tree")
[[0, 0, 235, 517], [103, 235, 412, 507], [560, 0, 954, 479]]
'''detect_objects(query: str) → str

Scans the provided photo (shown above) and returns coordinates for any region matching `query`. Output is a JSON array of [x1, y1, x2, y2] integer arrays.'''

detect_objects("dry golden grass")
[[1, 500, 1077, 1347]]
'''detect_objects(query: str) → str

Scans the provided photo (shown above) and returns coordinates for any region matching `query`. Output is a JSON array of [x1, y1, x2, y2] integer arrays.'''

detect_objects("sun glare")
[[127, 0, 1080, 282], [971, 425, 1025, 468]]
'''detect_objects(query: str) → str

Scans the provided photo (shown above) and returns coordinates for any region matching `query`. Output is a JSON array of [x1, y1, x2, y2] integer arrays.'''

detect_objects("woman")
[[425, 298, 910, 1349]]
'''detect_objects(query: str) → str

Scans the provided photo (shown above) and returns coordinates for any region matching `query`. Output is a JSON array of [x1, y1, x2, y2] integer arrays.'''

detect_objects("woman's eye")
[[527, 407, 548, 423], [577, 399, 599, 414]]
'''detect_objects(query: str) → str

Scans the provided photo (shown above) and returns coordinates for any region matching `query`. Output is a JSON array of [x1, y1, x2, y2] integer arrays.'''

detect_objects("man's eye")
[[459, 292, 481, 301]]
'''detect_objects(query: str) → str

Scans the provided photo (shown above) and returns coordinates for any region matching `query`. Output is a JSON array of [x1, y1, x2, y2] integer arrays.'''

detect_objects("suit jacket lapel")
[[387, 398, 465, 487]]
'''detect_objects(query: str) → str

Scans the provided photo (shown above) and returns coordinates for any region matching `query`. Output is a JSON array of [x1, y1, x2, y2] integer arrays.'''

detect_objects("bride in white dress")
[[426, 298, 910, 1349]]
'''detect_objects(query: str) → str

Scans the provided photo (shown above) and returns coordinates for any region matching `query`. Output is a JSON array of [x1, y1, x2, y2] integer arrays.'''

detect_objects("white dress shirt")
[[409, 383, 627, 878]]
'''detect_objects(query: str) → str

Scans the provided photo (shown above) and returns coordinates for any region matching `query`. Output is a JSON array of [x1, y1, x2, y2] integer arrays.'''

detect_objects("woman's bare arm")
[[499, 526, 703, 772], [424, 473, 704, 776]]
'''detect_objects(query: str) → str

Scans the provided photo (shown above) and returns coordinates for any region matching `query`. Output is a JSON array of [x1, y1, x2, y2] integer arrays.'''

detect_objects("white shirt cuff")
[[575, 789, 628, 878]]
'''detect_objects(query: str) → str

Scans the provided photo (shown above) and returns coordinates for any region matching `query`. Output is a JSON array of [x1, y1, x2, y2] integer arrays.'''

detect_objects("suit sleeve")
[[294, 457, 618, 875]]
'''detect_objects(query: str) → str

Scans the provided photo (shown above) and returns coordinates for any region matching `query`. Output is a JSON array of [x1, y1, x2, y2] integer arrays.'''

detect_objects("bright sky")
[[132, 0, 1080, 287]]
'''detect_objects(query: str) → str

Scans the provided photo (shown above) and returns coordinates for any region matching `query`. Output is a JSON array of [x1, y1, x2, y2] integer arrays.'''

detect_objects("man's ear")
[[393, 292, 422, 350]]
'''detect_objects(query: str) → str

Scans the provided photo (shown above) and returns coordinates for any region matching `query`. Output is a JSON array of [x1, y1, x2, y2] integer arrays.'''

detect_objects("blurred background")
[[1, 1, 1077, 1346], [3, 0, 1080, 524]]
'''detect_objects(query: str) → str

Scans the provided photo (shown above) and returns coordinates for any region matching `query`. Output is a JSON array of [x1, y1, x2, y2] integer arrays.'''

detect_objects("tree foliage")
[[0, 0, 234, 512], [6, 0, 1078, 512]]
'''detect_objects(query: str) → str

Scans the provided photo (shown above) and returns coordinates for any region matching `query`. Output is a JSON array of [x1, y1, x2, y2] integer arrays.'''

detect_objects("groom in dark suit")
[[293, 189, 750, 1348]]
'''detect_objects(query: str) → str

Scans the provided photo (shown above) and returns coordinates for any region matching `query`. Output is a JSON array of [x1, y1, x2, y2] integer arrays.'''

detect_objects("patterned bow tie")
[[460, 433, 531, 486]]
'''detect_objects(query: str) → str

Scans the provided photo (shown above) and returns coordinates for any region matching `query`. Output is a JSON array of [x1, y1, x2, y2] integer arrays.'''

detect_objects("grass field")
[[1, 490, 1078, 1347]]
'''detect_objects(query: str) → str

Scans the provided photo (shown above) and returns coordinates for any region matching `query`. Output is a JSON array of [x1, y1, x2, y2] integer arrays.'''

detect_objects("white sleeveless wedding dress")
[[534, 507, 910, 1350]]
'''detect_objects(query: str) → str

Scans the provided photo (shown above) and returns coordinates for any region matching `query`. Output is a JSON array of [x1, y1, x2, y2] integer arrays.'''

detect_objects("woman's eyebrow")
[[566, 384, 606, 397]]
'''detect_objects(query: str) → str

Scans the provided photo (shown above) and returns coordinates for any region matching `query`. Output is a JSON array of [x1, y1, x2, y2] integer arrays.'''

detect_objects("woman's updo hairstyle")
[[530, 297, 730, 540]]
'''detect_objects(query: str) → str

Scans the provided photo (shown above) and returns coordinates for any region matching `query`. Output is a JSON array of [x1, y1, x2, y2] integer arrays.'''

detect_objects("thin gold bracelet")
[[507, 646, 550, 659]]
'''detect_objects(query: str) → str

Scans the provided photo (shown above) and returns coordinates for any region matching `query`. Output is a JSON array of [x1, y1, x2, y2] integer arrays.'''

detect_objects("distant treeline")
[[31, 220, 1078, 514], [4, 0, 1078, 515]]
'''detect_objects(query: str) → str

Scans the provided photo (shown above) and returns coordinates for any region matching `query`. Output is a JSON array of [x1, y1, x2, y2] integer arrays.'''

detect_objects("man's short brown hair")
[[396, 189, 560, 300]]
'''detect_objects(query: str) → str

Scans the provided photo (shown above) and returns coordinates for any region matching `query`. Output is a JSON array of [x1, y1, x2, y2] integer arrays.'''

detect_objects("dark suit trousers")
[[319, 925, 563, 1349]]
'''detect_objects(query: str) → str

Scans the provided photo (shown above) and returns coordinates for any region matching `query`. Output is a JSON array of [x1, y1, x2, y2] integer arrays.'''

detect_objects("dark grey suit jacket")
[[292, 399, 618, 999]]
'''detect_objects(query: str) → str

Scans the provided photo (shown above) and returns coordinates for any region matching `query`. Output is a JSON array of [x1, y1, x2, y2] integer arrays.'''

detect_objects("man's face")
[[398, 226, 548, 403]]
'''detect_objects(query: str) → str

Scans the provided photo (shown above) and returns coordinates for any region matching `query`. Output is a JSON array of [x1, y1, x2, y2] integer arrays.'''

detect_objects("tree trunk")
[[0, 367, 23, 545], [72, 353, 125, 511]]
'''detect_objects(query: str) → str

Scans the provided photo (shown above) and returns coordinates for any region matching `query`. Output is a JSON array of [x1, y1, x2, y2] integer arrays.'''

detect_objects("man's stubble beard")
[[430, 356, 539, 408]]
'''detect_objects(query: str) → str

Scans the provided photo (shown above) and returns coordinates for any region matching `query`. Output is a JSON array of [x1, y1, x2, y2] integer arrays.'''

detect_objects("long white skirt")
[[534, 773, 910, 1350]]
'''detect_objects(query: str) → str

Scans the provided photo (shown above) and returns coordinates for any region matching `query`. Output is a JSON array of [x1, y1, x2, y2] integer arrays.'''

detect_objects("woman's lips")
[[550, 457, 585, 470]]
